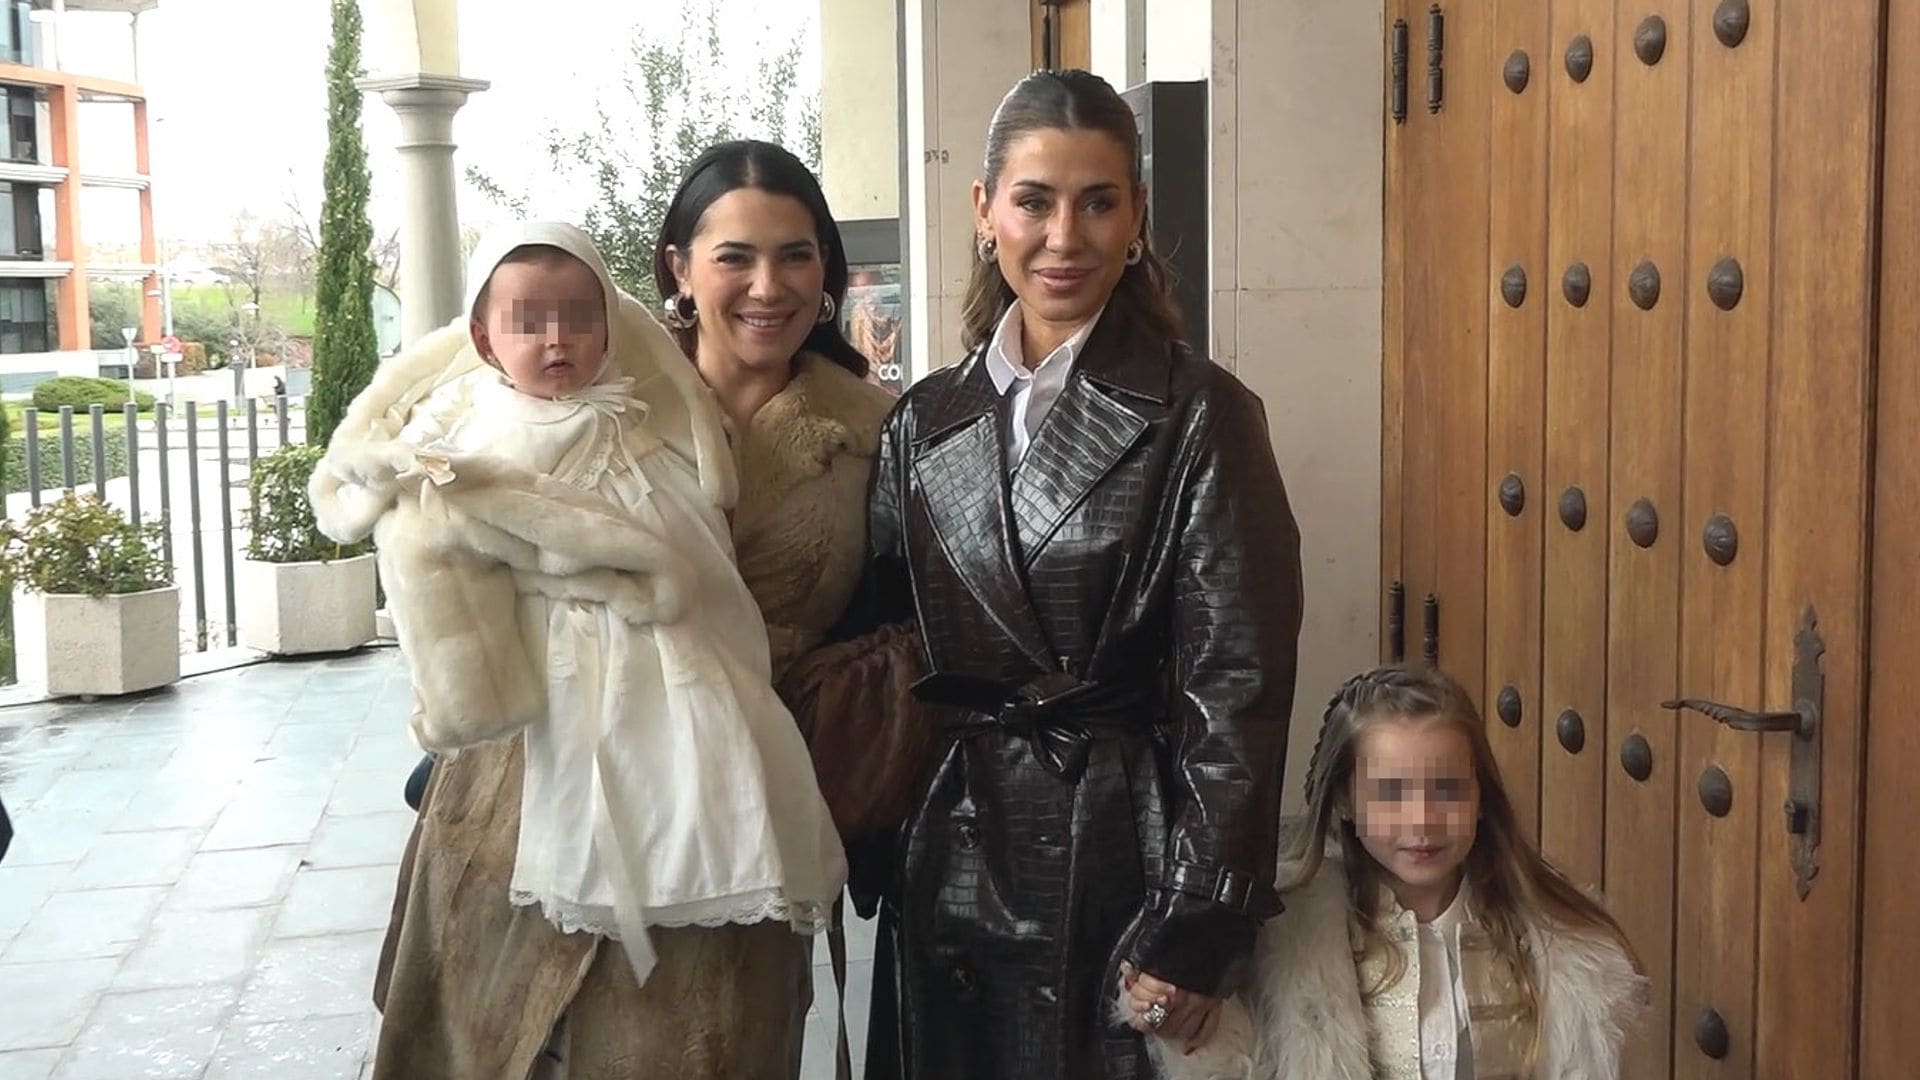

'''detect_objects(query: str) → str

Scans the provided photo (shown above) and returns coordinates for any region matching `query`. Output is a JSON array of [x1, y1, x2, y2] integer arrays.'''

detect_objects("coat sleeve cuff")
[[1121, 888, 1268, 999]]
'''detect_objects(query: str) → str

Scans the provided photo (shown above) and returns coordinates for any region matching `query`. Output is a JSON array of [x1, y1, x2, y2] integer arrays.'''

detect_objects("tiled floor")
[[0, 648, 873, 1079]]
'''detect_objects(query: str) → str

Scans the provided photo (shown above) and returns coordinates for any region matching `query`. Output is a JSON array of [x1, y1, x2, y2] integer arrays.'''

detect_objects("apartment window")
[[6, 87, 37, 162], [0, 183, 15, 257], [0, 181, 43, 258], [0, 279, 51, 354], [1, 1, 29, 66]]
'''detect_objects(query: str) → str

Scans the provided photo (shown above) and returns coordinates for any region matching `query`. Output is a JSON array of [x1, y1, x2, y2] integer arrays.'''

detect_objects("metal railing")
[[6, 395, 307, 657]]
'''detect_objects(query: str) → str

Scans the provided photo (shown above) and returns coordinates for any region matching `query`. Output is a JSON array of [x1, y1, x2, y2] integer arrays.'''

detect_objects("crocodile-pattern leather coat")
[[856, 306, 1305, 1079]]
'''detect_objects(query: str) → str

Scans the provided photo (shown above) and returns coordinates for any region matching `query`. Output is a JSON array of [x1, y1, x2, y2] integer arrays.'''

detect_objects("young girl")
[[1128, 665, 1645, 1079], [313, 220, 845, 992]]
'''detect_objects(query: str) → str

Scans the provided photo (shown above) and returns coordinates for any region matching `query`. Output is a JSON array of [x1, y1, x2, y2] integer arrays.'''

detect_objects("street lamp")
[[119, 326, 136, 396], [237, 301, 260, 406], [151, 343, 174, 407]]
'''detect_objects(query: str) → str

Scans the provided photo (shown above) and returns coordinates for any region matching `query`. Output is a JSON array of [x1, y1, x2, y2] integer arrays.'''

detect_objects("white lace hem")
[[508, 886, 833, 941]]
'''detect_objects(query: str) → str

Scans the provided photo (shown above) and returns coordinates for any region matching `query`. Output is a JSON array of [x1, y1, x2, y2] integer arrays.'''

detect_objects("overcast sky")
[[59, 0, 821, 249]]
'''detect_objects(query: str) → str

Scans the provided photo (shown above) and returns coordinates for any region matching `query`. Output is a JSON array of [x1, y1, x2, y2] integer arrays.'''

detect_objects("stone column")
[[356, 73, 488, 347], [897, 0, 1031, 381], [819, 0, 900, 221], [1088, 0, 1146, 89], [1192, 0, 1385, 808]]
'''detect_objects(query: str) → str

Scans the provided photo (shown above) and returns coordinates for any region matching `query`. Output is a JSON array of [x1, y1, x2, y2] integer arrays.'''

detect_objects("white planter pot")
[[13, 585, 182, 697], [237, 553, 378, 655]]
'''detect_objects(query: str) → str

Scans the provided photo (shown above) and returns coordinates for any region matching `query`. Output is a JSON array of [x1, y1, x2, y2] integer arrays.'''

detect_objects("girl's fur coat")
[[1140, 854, 1646, 1080]]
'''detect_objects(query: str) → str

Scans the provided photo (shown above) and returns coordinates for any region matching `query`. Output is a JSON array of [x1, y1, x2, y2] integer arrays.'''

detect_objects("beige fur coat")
[[1141, 855, 1647, 1080], [309, 282, 736, 752], [352, 342, 924, 1080]]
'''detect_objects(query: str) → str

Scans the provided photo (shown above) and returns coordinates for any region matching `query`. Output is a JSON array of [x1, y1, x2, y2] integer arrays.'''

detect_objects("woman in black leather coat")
[[854, 69, 1305, 1079]]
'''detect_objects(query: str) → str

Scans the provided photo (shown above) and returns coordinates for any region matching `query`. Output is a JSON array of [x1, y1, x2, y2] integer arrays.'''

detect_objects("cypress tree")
[[307, 0, 378, 446]]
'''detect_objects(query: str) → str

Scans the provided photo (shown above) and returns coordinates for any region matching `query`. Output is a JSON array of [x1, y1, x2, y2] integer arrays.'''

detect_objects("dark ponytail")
[[959, 69, 1184, 353]]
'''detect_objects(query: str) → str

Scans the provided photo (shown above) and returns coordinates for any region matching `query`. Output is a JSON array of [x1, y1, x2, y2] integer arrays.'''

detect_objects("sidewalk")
[[0, 648, 874, 1079]]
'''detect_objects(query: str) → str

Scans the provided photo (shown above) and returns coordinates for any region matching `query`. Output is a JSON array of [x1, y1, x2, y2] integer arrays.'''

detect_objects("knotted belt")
[[909, 669, 1158, 782]]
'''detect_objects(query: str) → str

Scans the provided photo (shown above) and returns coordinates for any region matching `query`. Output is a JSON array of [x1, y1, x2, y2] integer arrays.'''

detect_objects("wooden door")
[[1862, 1, 1920, 1073], [1031, 0, 1090, 70], [1381, 1, 1886, 1075]]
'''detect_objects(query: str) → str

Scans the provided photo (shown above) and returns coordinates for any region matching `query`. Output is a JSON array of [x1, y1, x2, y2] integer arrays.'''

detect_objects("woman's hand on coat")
[[1118, 961, 1224, 1054]]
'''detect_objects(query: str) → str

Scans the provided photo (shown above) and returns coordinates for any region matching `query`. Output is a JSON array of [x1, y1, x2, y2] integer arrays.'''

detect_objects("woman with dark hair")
[[363, 139, 924, 1080], [853, 70, 1305, 1079], [653, 140, 871, 391]]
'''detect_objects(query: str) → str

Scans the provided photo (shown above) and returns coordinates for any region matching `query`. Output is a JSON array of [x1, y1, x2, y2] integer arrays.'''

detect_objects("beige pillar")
[[1088, 0, 1145, 90], [819, 0, 900, 221], [1143, 0, 1210, 82], [898, 0, 1031, 380], [1195, 0, 1386, 807], [363, 0, 464, 78], [360, 0, 482, 345], [358, 74, 488, 346]]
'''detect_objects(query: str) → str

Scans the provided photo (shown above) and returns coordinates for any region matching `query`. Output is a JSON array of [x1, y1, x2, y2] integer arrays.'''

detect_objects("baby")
[[313, 221, 845, 984]]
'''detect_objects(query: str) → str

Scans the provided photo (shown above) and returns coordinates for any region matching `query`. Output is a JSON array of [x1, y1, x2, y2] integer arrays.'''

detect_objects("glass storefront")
[[843, 262, 902, 395]]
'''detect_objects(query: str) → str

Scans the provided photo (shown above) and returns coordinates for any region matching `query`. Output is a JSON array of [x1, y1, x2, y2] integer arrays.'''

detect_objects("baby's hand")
[[327, 442, 413, 491]]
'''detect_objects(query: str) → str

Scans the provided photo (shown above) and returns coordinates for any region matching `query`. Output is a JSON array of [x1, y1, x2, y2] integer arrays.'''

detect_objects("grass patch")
[[171, 284, 317, 339], [4, 402, 132, 434]]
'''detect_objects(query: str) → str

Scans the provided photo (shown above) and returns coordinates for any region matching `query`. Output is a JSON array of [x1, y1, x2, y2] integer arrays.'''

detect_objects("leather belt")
[[910, 669, 1156, 782]]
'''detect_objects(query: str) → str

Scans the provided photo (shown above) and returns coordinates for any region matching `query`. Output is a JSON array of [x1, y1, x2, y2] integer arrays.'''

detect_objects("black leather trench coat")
[[855, 307, 1305, 1079]]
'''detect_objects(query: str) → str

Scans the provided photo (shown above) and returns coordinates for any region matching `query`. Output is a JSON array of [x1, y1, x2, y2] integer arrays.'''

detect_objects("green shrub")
[[30, 376, 157, 414], [0, 492, 172, 597], [3, 433, 130, 494], [89, 283, 141, 350], [244, 443, 369, 563], [133, 342, 208, 379]]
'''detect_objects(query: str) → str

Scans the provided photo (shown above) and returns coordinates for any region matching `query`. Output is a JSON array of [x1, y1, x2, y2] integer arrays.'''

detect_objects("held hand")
[[1118, 962, 1224, 1054]]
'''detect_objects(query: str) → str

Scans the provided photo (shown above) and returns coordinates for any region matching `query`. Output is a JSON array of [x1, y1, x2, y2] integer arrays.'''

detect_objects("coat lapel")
[[910, 353, 1056, 671], [1007, 308, 1170, 564]]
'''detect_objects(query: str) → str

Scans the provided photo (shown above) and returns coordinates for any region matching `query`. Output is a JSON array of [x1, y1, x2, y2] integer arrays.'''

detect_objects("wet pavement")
[[0, 647, 873, 1079]]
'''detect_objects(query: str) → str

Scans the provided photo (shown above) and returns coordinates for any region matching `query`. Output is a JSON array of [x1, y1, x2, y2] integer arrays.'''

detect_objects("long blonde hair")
[[1287, 666, 1642, 1035]]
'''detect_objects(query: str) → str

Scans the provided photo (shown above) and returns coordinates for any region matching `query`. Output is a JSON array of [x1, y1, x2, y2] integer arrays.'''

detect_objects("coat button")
[[950, 966, 975, 993], [957, 823, 981, 849]]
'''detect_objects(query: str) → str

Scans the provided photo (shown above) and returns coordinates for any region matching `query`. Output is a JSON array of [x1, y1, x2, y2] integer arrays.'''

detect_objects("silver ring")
[[1143, 1002, 1170, 1029]]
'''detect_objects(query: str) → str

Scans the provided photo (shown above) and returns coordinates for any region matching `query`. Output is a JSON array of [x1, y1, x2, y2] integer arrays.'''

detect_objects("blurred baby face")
[[1350, 715, 1480, 909], [472, 253, 608, 399]]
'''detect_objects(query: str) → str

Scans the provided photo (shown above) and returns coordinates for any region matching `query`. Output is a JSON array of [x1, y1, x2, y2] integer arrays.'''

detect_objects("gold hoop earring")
[[817, 294, 837, 325], [662, 293, 697, 331], [1125, 239, 1145, 266]]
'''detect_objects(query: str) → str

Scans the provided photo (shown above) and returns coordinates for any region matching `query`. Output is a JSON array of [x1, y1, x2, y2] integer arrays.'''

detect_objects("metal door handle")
[[1663, 607, 1826, 898], [1660, 698, 1807, 736]]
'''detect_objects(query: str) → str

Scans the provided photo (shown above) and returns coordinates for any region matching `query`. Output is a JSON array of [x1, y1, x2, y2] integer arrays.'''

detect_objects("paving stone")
[[166, 847, 305, 912], [273, 866, 400, 938], [235, 932, 385, 1025], [51, 984, 238, 1079], [204, 1011, 375, 1080], [0, 958, 120, 1052], [115, 907, 274, 992], [2, 886, 166, 964]]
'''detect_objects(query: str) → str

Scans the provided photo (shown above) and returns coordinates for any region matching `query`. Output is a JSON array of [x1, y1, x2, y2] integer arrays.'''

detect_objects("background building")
[[0, 0, 160, 375]]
